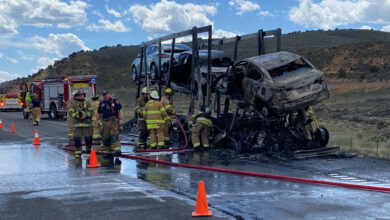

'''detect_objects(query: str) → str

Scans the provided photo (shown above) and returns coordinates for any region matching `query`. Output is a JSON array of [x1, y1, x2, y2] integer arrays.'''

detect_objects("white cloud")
[[258, 10, 273, 18], [87, 19, 129, 32], [0, 0, 88, 36], [382, 24, 390, 32], [106, 5, 122, 18], [37, 57, 57, 69], [32, 33, 89, 57], [212, 29, 238, 38], [0, 53, 19, 63], [0, 70, 21, 83], [228, 0, 260, 15], [289, 0, 390, 29], [6, 57, 19, 64], [129, 0, 217, 36], [361, 25, 373, 30], [92, 10, 104, 18], [16, 50, 34, 61]]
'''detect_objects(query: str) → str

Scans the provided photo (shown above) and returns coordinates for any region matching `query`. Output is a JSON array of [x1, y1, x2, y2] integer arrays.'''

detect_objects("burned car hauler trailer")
[[19, 75, 97, 119], [128, 25, 336, 158]]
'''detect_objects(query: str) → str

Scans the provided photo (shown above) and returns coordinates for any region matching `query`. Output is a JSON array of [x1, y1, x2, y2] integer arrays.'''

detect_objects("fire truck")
[[19, 75, 97, 119]]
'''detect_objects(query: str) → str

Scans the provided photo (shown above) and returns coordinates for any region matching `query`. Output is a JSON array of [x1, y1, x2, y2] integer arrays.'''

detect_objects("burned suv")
[[218, 51, 329, 116]]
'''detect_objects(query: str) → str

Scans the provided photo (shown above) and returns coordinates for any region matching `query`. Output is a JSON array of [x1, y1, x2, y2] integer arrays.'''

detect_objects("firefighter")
[[161, 88, 176, 145], [68, 89, 94, 158], [143, 90, 168, 149], [135, 87, 149, 148], [305, 106, 315, 139], [189, 107, 213, 150], [25, 90, 32, 114], [98, 90, 123, 156], [66, 91, 76, 141], [91, 95, 102, 140], [31, 93, 41, 126]]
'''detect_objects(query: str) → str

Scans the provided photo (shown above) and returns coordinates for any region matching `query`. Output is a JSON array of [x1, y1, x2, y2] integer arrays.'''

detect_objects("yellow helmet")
[[141, 87, 149, 94], [150, 90, 159, 100], [165, 88, 173, 95]]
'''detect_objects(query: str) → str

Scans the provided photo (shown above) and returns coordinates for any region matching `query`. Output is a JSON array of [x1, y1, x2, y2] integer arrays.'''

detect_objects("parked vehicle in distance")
[[162, 50, 232, 94], [0, 93, 23, 111], [217, 51, 329, 116], [131, 43, 191, 81]]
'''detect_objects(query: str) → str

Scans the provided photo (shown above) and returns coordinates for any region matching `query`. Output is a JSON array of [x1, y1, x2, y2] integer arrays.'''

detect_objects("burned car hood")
[[272, 68, 323, 89]]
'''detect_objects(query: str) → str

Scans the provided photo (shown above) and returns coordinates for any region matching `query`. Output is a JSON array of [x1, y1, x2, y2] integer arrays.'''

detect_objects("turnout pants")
[[137, 120, 148, 146], [148, 124, 165, 149], [92, 118, 102, 139], [31, 107, 41, 125], [73, 127, 93, 156], [102, 117, 121, 154], [164, 120, 172, 142], [191, 123, 211, 148], [67, 112, 74, 141]]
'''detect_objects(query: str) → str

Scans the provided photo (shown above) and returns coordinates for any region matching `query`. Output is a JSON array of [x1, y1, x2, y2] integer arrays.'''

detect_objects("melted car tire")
[[314, 125, 329, 146]]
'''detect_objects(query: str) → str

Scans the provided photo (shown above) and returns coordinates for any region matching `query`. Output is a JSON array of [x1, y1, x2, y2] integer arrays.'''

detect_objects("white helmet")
[[150, 90, 159, 100]]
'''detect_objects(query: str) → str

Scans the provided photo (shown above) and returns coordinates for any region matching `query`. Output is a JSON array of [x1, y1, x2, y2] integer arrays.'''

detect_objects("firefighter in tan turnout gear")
[[135, 87, 149, 148], [91, 95, 102, 140], [31, 93, 41, 126], [98, 90, 123, 156], [143, 90, 168, 149], [68, 89, 94, 158], [161, 88, 176, 145], [189, 107, 213, 150]]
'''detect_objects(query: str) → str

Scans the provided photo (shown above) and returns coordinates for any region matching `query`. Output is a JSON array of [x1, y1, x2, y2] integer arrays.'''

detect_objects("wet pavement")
[[1, 111, 390, 219]]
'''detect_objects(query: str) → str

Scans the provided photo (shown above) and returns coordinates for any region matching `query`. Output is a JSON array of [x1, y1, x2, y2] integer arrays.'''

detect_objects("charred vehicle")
[[212, 51, 332, 156], [217, 51, 329, 116]]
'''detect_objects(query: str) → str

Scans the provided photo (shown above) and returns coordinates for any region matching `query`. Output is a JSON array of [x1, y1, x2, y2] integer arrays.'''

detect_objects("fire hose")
[[62, 115, 390, 193]]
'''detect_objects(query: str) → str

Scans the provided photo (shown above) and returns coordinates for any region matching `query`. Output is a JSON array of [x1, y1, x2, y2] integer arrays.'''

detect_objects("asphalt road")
[[1, 111, 390, 219]]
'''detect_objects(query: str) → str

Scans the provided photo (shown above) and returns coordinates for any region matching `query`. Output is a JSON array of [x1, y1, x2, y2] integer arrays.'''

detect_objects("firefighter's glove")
[[306, 119, 313, 125]]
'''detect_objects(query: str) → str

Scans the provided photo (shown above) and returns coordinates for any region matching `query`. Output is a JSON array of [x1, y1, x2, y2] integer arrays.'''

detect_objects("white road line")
[[112, 177, 166, 203], [339, 177, 359, 180]]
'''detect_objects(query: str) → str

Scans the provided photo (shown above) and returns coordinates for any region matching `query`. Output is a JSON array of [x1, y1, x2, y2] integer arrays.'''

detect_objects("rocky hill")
[[1, 29, 389, 97]]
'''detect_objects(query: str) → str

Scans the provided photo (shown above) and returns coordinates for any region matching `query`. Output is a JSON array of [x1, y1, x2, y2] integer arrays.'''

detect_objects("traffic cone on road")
[[11, 122, 15, 133], [33, 130, 40, 145], [0, 118, 3, 128], [87, 148, 100, 168], [192, 180, 212, 217]]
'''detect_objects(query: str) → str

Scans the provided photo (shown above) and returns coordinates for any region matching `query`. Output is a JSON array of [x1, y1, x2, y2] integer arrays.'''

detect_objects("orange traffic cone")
[[0, 118, 3, 128], [87, 148, 100, 168], [192, 180, 212, 217], [11, 122, 15, 133], [33, 130, 40, 145]]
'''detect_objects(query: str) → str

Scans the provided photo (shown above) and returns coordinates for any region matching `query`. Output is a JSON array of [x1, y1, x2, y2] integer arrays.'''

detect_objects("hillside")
[[1, 28, 390, 100]]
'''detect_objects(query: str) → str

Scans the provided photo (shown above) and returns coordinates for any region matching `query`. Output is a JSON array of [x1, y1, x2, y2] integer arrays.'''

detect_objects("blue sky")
[[0, 0, 389, 82]]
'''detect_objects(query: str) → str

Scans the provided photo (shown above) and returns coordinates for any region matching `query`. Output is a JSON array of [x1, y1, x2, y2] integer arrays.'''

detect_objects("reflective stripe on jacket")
[[68, 100, 94, 128], [143, 100, 168, 130], [161, 95, 175, 121]]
